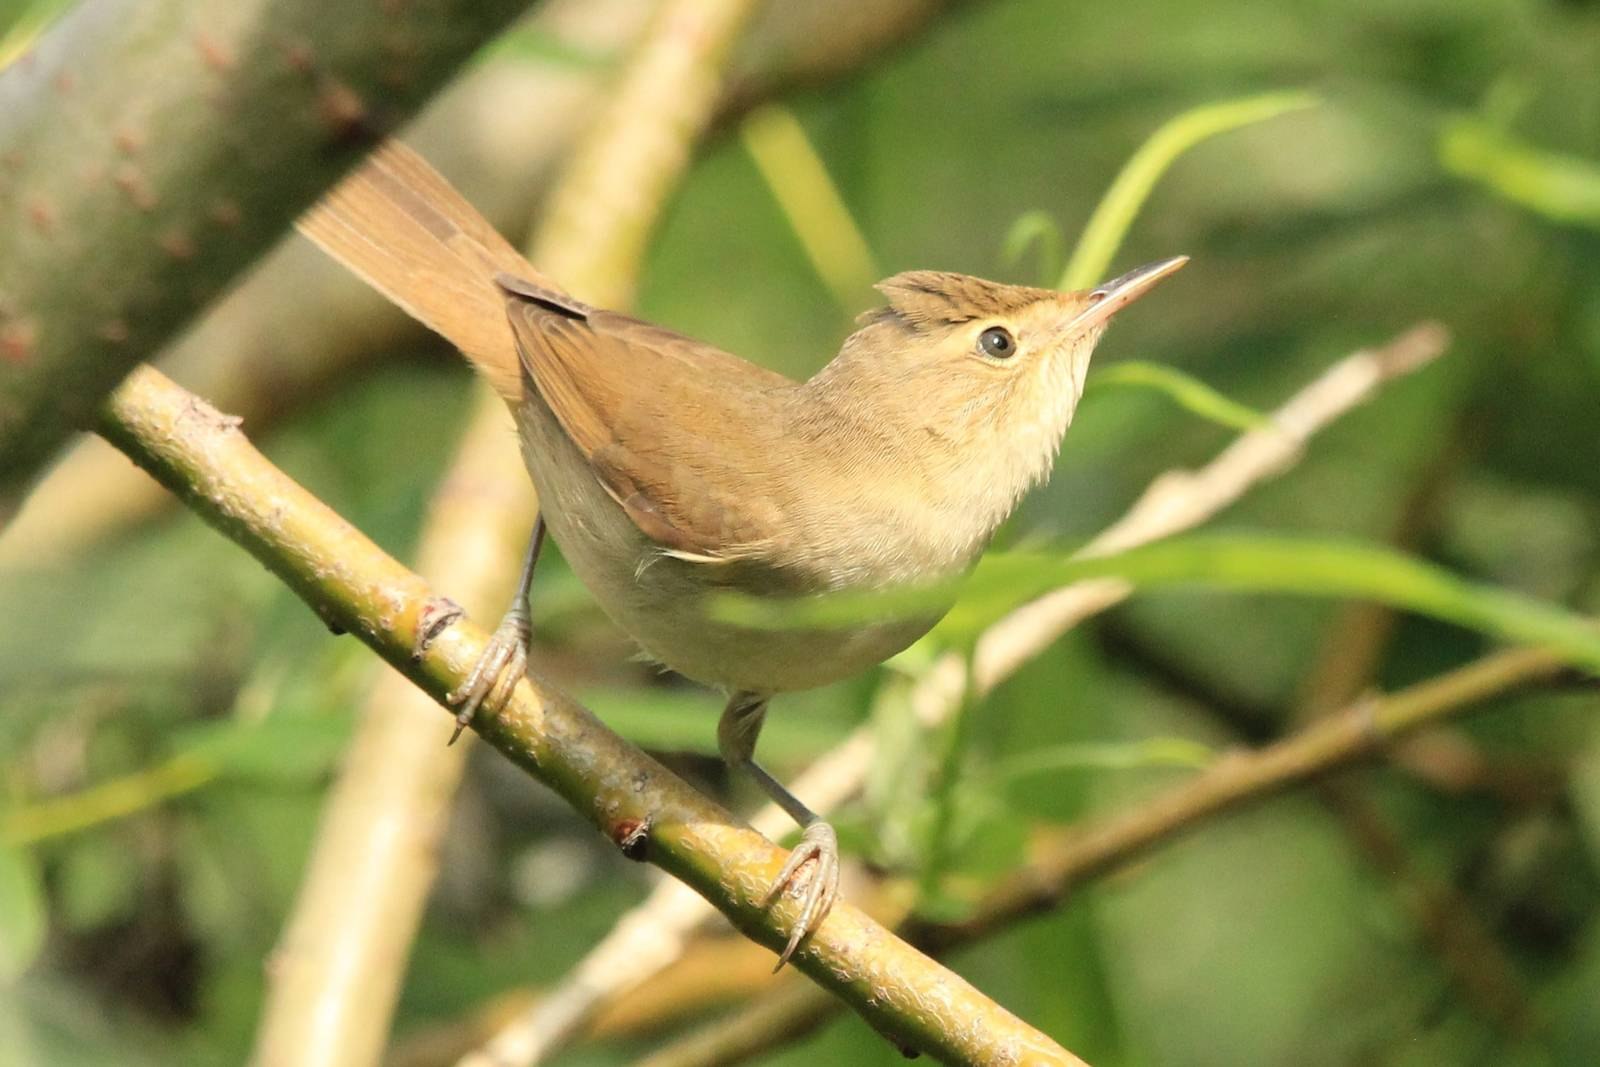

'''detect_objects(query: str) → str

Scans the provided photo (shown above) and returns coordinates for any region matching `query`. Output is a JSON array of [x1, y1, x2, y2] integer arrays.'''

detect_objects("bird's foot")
[[445, 609, 530, 744], [763, 820, 840, 970]]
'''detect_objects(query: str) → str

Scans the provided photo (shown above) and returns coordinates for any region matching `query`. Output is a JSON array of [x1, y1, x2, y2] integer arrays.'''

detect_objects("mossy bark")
[[0, 0, 527, 508]]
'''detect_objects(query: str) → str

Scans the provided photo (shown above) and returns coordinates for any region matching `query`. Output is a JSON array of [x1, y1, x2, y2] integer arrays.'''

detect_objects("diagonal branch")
[[97, 363, 1087, 1067], [636, 646, 1566, 1067], [252, 0, 767, 1062], [476, 322, 1451, 1066]]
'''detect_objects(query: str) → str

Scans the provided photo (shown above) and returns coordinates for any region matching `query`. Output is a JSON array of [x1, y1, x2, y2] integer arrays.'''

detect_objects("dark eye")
[[978, 325, 1016, 359]]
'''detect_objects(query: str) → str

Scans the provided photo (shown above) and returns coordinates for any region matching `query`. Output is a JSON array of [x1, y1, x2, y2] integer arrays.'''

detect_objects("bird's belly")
[[517, 399, 939, 693], [622, 583, 937, 692]]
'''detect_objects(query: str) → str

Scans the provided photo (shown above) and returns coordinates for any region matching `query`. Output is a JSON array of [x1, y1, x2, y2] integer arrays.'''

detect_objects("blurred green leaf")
[[742, 104, 881, 314], [943, 782, 1030, 883], [1440, 114, 1600, 226], [4, 755, 216, 846], [582, 685, 851, 758], [3, 713, 347, 849], [174, 711, 350, 784], [714, 533, 1600, 675], [1061, 89, 1320, 289], [1090, 360, 1268, 431], [57, 834, 142, 931], [1002, 210, 1065, 287], [0, 0, 73, 69], [992, 737, 1217, 785], [865, 675, 936, 870], [0, 841, 44, 980]]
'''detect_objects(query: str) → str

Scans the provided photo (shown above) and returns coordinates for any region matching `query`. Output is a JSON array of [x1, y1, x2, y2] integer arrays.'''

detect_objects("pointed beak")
[[1068, 255, 1189, 333]]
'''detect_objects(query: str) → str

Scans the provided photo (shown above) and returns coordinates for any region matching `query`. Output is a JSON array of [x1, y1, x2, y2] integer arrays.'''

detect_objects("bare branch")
[[637, 647, 1564, 1067], [920, 647, 1566, 946], [99, 362, 1086, 1066]]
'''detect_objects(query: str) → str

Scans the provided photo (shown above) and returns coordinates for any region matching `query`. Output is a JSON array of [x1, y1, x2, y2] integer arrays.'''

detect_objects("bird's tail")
[[296, 140, 547, 402]]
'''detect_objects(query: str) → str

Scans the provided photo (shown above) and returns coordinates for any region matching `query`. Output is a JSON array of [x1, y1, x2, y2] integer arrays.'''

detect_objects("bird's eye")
[[978, 325, 1016, 359]]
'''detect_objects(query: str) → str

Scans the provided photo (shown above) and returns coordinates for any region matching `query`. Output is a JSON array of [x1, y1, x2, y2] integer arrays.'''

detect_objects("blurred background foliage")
[[2, 0, 1600, 1064]]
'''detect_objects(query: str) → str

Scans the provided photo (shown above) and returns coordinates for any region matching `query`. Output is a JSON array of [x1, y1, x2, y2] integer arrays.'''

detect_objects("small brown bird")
[[298, 141, 1184, 963]]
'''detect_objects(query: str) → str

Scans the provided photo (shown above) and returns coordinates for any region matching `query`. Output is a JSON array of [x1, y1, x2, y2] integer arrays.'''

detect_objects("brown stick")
[[637, 647, 1563, 1067], [923, 647, 1566, 947], [98, 363, 1087, 1067]]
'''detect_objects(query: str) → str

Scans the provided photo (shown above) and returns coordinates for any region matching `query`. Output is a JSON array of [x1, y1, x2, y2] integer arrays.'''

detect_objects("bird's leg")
[[718, 691, 840, 968], [446, 515, 546, 743]]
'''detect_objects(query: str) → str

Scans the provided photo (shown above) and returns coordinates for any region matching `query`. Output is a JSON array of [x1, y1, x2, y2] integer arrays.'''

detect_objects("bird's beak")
[[1068, 255, 1189, 333]]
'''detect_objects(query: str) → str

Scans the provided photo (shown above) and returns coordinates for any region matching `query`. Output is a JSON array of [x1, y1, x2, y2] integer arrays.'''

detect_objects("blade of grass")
[[1060, 89, 1319, 290], [1060, 91, 1314, 434], [1090, 360, 1268, 432], [990, 738, 1217, 783], [3, 753, 218, 846], [713, 533, 1600, 677], [741, 104, 882, 314], [1439, 114, 1600, 226], [1002, 210, 1065, 288]]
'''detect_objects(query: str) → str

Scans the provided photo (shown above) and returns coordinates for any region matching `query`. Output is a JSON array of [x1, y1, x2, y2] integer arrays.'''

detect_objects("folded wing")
[[502, 282, 799, 567]]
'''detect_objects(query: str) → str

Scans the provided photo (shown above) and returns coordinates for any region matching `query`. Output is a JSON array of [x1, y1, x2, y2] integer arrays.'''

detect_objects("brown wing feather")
[[502, 288, 797, 562]]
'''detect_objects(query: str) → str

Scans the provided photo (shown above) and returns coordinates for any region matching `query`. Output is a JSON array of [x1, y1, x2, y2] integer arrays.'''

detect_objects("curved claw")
[[446, 612, 529, 744], [764, 820, 840, 970]]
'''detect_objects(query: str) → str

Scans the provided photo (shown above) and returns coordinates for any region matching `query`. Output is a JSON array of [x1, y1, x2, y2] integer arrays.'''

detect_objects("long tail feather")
[[297, 140, 550, 401]]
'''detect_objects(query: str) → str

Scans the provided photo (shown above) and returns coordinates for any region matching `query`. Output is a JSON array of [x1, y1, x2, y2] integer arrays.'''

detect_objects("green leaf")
[[1090, 361, 1268, 432], [1061, 89, 1320, 290], [991, 737, 1217, 786], [175, 711, 350, 784], [1439, 115, 1600, 227], [0, 841, 45, 980], [712, 533, 1600, 676], [1001, 210, 1064, 288]]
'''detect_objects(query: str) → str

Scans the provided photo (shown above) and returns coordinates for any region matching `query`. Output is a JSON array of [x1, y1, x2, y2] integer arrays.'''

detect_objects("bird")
[[297, 139, 1185, 964]]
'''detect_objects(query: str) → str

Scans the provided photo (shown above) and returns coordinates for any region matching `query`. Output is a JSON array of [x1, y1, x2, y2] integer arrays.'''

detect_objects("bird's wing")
[[502, 278, 798, 565]]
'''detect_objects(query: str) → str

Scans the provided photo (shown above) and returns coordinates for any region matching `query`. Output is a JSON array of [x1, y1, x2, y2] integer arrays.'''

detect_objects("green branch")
[[95, 364, 1084, 1067]]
